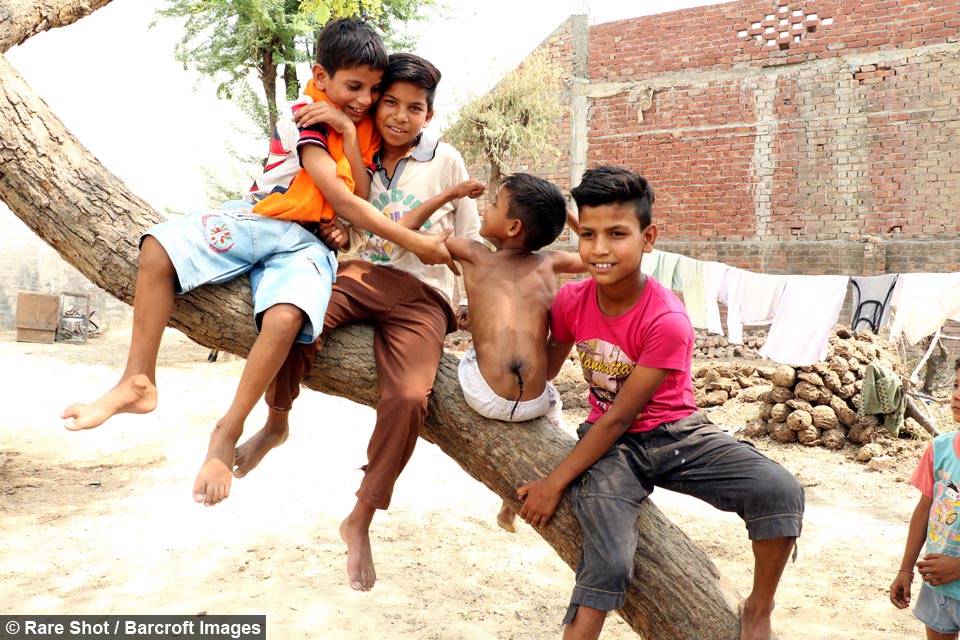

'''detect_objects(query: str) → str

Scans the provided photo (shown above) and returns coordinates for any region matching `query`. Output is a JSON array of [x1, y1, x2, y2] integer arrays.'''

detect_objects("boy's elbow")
[[327, 190, 367, 221]]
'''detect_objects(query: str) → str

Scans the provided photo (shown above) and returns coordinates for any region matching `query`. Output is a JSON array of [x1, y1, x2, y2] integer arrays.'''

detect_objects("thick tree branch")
[[0, 0, 115, 53]]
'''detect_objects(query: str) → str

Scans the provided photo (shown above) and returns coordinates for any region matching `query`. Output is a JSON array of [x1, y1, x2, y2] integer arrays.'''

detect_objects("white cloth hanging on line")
[[759, 274, 850, 365]]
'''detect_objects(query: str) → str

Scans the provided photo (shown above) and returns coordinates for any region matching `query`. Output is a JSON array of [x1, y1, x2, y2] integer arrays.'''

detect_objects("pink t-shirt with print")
[[550, 276, 698, 433]]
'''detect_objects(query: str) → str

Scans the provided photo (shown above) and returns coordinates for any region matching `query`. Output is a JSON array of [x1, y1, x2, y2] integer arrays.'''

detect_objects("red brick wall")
[[511, 0, 960, 273], [590, 0, 960, 76]]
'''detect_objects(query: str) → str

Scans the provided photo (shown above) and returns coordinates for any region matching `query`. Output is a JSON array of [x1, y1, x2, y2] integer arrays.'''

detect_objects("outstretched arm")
[[301, 145, 453, 268], [566, 208, 580, 235], [546, 250, 588, 276], [399, 178, 486, 231], [444, 235, 488, 265]]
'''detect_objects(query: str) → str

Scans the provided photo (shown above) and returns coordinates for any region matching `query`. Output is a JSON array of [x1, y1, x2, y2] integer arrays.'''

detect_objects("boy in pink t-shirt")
[[517, 166, 804, 640], [890, 358, 960, 638]]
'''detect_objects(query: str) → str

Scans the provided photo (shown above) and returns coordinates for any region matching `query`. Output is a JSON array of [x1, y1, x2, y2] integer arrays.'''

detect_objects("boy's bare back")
[[457, 245, 565, 402]]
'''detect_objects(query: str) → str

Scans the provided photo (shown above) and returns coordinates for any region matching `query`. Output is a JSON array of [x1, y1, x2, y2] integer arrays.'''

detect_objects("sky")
[[4, 0, 726, 214]]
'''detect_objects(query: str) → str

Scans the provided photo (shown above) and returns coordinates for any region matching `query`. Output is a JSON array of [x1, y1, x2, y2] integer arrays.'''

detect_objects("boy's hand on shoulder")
[[414, 228, 460, 275], [918, 554, 960, 588], [293, 101, 355, 134], [517, 477, 564, 528], [319, 219, 350, 251], [451, 178, 486, 200]]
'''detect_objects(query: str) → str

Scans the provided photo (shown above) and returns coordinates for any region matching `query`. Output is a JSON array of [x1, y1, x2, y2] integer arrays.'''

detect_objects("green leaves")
[[445, 51, 563, 183]]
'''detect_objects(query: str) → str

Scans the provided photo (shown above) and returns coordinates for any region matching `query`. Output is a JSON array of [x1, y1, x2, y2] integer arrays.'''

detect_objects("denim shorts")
[[915, 582, 960, 634], [563, 411, 804, 624], [145, 201, 336, 343]]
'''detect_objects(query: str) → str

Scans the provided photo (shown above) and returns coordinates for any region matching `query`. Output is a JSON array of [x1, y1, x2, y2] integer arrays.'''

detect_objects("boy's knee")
[[260, 304, 306, 334], [263, 303, 306, 329], [138, 236, 175, 275], [744, 463, 805, 540], [763, 464, 805, 509], [603, 553, 635, 588], [378, 388, 430, 417]]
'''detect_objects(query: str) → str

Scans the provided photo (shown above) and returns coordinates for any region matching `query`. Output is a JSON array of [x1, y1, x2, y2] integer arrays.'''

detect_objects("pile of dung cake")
[[693, 326, 906, 451], [693, 331, 764, 360]]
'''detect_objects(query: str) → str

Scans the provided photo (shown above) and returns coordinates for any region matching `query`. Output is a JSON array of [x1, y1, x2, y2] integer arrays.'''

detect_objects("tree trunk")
[[905, 395, 941, 438], [260, 48, 279, 138], [0, 4, 745, 638]]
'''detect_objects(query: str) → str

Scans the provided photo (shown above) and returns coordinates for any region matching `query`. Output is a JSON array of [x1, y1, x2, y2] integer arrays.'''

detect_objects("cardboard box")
[[15, 292, 59, 343]]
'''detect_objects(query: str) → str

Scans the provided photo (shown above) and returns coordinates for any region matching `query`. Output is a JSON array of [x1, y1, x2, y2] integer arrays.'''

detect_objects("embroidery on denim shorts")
[[202, 213, 235, 254]]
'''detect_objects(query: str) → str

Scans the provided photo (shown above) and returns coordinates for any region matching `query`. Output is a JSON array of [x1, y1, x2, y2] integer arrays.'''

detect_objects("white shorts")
[[457, 347, 563, 426]]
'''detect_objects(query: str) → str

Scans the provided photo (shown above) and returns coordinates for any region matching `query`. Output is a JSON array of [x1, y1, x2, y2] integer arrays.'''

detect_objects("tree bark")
[[0, 3, 745, 638], [0, 0, 114, 53]]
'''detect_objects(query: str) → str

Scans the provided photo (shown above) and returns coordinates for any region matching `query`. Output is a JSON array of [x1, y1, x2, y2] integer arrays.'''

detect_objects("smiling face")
[[375, 80, 434, 151], [314, 63, 382, 124], [576, 202, 657, 294]]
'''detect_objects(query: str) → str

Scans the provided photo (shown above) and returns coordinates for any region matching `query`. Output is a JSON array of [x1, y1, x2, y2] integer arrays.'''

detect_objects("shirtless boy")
[[446, 173, 585, 531]]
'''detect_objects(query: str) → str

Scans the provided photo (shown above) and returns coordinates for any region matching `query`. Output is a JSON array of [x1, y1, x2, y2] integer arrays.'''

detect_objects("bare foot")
[[340, 513, 376, 591], [739, 597, 775, 640], [61, 374, 158, 431], [233, 421, 289, 479], [497, 501, 517, 533], [193, 422, 242, 506]]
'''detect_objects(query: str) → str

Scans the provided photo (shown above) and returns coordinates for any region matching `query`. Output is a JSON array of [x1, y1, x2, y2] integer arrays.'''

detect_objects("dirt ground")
[[0, 327, 951, 639]]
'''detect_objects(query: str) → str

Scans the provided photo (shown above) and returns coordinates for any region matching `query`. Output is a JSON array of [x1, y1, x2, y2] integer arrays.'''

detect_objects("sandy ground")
[[0, 327, 950, 639]]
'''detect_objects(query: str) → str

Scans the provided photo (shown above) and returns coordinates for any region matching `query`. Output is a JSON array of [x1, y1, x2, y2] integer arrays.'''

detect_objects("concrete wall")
[[0, 206, 131, 330]]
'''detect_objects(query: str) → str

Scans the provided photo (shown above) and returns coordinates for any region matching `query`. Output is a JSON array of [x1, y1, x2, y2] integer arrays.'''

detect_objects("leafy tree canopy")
[[156, 0, 435, 137], [444, 50, 563, 189]]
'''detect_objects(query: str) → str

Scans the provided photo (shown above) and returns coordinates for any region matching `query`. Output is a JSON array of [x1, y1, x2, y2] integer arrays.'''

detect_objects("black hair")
[[380, 53, 442, 111], [570, 165, 655, 228], [955, 357, 960, 372], [501, 173, 567, 251], [316, 18, 388, 75]]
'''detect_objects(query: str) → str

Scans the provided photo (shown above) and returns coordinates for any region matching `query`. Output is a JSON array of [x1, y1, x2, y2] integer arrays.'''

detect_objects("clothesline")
[[642, 249, 960, 366]]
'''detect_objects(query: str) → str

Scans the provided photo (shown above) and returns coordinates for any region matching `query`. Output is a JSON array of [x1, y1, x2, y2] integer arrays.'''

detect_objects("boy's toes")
[[193, 477, 208, 504]]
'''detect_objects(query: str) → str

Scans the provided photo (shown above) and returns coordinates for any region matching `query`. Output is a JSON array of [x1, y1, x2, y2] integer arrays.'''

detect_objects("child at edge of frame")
[[890, 357, 960, 640]]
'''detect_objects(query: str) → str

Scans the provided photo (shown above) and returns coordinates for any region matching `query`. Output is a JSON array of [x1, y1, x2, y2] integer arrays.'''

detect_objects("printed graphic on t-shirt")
[[929, 474, 960, 556], [576, 338, 640, 418], [202, 214, 234, 254], [363, 188, 429, 263]]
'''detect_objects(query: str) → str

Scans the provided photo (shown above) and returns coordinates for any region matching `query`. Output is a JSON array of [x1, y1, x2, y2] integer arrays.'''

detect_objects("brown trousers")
[[265, 260, 457, 510]]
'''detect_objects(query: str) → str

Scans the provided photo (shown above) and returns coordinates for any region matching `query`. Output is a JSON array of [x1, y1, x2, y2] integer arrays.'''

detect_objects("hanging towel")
[[850, 274, 899, 333], [718, 268, 787, 344], [890, 273, 960, 344], [703, 261, 729, 336], [759, 274, 849, 365], [644, 250, 682, 288], [859, 362, 905, 436], [641, 249, 662, 278], [675, 255, 707, 329]]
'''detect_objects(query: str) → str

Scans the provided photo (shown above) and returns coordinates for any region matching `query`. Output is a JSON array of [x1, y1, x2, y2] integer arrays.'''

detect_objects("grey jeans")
[[564, 411, 804, 624]]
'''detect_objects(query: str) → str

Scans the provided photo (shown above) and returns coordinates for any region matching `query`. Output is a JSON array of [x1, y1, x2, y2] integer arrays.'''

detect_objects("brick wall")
[[490, 0, 960, 273]]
